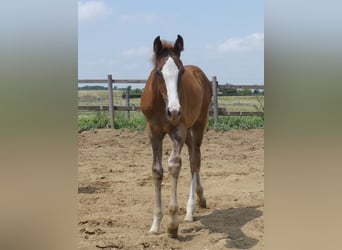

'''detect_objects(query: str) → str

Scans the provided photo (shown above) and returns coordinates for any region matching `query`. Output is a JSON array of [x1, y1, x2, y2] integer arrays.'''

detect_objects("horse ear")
[[174, 35, 184, 56], [153, 36, 162, 55]]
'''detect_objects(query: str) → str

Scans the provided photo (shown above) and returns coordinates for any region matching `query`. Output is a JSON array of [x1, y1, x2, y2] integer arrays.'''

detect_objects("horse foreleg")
[[150, 167, 163, 234], [167, 127, 186, 238], [149, 132, 164, 234], [167, 153, 181, 238]]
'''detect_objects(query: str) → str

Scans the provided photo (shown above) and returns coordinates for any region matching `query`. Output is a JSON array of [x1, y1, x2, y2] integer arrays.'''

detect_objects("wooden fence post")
[[125, 88, 130, 120], [107, 75, 114, 129], [212, 76, 219, 129]]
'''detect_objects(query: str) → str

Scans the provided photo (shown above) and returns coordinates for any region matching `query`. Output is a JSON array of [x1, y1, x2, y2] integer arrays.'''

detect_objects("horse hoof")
[[184, 215, 194, 222], [167, 226, 178, 238], [149, 230, 159, 235]]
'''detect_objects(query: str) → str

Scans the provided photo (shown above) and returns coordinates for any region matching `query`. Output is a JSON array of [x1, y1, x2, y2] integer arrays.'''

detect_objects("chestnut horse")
[[140, 35, 212, 238]]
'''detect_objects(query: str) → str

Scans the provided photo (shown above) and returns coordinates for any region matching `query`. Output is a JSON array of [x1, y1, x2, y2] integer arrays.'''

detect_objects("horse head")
[[152, 35, 185, 122]]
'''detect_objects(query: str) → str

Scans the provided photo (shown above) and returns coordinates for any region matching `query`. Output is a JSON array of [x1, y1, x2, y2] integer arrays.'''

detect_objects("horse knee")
[[168, 157, 182, 178], [152, 166, 163, 182]]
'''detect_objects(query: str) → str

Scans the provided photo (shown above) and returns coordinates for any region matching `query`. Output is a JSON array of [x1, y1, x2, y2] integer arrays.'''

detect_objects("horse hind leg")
[[184, 130, 196, 221], [184, 170, 197, 222], [184, 126, 207, 222], [193, 129, 207, 209], [195, 169, 207, 208]]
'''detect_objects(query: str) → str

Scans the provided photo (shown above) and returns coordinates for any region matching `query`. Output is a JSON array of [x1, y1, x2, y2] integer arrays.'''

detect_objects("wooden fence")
[[78, 75, 264, 129]]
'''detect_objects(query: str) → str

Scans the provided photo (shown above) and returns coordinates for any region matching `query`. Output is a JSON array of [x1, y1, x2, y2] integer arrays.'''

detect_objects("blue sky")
[[78, 0, 264, 85]]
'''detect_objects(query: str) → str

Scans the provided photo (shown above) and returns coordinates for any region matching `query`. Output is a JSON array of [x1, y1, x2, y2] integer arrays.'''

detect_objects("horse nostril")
[[167, 108, 181, 119]]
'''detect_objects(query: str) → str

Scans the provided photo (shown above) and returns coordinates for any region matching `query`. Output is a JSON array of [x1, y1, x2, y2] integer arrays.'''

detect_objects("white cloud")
[[78, 0, 111, 22], [118, 14, 158, 24], [211, 33, 264, 53], [122, 47, 151, 57]]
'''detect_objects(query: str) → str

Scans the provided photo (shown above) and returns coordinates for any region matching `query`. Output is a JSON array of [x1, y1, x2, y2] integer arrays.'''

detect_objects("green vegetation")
[[78, 111, 110, 132], [208, 116, 264, 131], [121, 88, 143, 99], [78, 85, 107, 90], [219, 87, 264, 96], [78, 111, 263, 132], [253, 95, 264, 112], [78, 90, 109, 106], [78, 111, 146, 132], [113, 112, 146, 130], [218, 95, 264, 112]]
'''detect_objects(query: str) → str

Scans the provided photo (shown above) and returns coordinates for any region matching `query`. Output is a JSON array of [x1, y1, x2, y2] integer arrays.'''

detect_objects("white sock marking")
[[150, 215, 162, 233], [185, 172, 197, 221]]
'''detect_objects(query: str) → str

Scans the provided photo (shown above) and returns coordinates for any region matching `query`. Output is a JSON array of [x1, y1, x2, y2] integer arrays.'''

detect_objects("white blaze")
[[161, 57, 180, 111]]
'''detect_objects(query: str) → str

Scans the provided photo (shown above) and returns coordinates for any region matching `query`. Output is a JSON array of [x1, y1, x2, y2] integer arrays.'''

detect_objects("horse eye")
[[156, 70, 162, 77]]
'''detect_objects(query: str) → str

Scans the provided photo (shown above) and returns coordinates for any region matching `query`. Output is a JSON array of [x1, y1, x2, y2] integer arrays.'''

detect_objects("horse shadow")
[[193, 206, 263, 249]]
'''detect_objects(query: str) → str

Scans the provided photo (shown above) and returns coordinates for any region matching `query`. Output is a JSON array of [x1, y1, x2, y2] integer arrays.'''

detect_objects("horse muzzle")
[[167, 107, 181, 121]]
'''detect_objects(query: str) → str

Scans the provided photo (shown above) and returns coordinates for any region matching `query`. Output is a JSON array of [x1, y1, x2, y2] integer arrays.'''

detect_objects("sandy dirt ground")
[[78, 129, 264, 250]]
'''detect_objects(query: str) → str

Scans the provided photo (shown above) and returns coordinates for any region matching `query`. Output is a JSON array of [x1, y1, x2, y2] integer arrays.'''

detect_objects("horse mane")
[[152, 40, 175, 66]]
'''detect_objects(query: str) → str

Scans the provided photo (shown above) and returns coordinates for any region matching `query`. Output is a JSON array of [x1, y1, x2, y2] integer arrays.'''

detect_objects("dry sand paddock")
[[78, 129, 264, 250]]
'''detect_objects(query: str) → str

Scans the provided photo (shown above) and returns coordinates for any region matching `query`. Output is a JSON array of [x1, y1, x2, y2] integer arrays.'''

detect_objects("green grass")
[[78, 111, 147, 132], [78, 90, 109, 106], [78, 111, 263, 132], [78, 111, 111, 132], [113, 112, 146, 131], [78, 89, 141, 107], [218, 95, 264, 112], [208, 116, 264, 131]]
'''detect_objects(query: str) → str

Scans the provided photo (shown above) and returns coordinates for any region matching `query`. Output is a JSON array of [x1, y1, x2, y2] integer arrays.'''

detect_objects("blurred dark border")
[[0, 1, 77, 250], [265, 1, 342, 249]]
